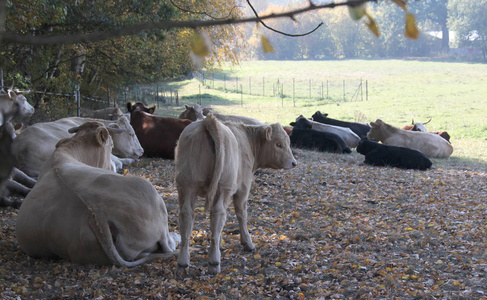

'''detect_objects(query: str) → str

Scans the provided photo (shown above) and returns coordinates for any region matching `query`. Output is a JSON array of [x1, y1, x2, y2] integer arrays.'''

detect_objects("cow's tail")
[[204, 114, 225, 212]]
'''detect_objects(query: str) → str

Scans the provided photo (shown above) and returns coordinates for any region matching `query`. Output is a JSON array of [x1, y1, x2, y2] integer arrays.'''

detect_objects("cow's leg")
[[176, 188, 196, 277], [208, 190, 228, 274], [233, 189, 255, 252], [11, 167, 36, 188]]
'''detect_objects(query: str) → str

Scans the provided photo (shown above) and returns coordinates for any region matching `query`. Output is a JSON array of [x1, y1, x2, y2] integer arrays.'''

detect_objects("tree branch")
[[0, 0, 376, 45], [246, 0, 323, 37], [168, 0, 242, 21]]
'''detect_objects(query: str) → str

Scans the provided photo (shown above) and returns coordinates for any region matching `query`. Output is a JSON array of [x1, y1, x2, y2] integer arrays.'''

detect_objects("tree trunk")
[[441, 24, 450, 51]]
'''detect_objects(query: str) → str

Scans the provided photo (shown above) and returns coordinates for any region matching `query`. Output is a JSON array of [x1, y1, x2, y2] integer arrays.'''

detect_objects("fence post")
[[236, 77, 239, 93], [343, 80, 346, 101], [75, 84, 80, 117], [360, 78, 363, 101], [293, 78, 295, 107], [366, 80, 368, 101]]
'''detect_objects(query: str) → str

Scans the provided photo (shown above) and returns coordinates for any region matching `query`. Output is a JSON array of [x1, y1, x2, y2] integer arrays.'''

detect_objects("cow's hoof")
[[208, 263, 221, 275], [242, 244, 256, 252], [176, 264, 188, 277]]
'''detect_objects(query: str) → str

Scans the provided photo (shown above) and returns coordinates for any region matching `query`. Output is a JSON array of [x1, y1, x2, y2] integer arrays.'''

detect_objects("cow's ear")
[[68, 126, 80, 133], [7, 90, 17, 100], [264, 125, 273, 141], [149, 106, 156, 114], [370, 122, 378, 128], [96, 127, 110, 145], [126, 102, 132, 112], [185, 104, 191, 109], [289, 122, 295, 126], [107, 123, 125, 134]]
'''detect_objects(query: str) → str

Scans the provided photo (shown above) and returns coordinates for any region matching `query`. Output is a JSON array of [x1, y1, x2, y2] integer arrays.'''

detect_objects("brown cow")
[[130, 110, 191, 158], [175, 114, 297, 275], [16, 121, 180, 266], [126, 101, 156, 114], [402, 118, 451, 142]]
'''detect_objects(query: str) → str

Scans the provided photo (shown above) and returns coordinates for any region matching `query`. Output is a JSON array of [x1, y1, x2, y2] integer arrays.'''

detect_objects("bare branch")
[[169, 0, 242, 21], [246, 0, 323, 37], [0, 0, 376, 45]]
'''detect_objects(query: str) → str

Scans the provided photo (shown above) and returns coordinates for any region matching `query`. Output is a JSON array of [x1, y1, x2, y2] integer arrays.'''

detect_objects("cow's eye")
[[276, 143, 282, 148]]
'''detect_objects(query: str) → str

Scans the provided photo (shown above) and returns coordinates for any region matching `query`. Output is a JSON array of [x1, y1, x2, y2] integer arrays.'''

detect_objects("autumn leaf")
[[405, 13, 419, 39], [191, 31, 211, 58], [365, 12, 380, 37], [391, 0, 407, 11], [261, 35, 274, 53]]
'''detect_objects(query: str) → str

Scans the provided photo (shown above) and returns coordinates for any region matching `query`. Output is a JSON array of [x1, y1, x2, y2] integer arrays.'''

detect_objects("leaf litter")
[[1, 148, 486, 299]]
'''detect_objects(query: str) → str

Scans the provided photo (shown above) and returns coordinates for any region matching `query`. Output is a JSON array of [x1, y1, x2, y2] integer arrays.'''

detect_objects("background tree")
[[448, 0, 487, 61]]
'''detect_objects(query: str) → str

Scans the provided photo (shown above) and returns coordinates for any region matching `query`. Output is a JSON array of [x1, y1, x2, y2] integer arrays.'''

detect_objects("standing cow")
[[16, 121, 180, 266], [367, 119, 453, 158], [175, 114, 297, 275]]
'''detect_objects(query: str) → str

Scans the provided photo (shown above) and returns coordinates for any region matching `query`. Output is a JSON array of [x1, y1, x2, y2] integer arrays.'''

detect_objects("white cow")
[[16, 121, 179, 266], [367, 119, 453, 158], [81, 107, 124, 120], [175, 114, 297, 275], [12, 116, 143, 177], [0, 88, 35, 123]]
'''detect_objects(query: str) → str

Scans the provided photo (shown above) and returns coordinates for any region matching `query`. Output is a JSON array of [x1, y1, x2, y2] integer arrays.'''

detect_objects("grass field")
[[146, 59, 487, 164]]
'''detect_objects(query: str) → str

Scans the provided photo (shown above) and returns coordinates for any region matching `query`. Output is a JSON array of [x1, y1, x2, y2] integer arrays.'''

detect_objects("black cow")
[[290, 127, 352, 154], [311, 111, 371, 138], [357, 137, 432, 170]]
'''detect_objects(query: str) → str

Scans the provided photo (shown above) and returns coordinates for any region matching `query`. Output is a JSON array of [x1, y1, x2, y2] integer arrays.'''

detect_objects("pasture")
[[1, 60, 487, 298]]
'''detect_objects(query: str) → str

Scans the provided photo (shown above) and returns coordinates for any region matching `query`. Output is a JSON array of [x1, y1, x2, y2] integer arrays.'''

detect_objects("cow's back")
[[383, 130, 453, 158]]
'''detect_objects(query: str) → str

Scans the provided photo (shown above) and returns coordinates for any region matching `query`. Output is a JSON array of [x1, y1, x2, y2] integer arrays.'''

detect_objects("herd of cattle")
[[0, 87, 453, 274]]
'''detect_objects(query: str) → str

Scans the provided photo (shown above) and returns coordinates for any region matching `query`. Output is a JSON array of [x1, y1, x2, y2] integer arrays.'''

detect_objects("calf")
[[16, 121, 180, 266], [130, 110, 191, 158], [357, 137, 432, 170], [175, 114, 296, 275]]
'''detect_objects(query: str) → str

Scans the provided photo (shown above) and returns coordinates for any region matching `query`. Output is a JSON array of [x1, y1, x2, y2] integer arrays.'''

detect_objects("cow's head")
[[290, 115, 312, 130], [1, 89, 34, 120], [258, 123, 297, 170], [411, 117, 431, 132], [108, 116, 144, 159], [367, 119, 387, 142], [179, 104, 205, 121], [356, 137, 379, 155], [126, 101, 156, 114], [311, 111, 328, 120]]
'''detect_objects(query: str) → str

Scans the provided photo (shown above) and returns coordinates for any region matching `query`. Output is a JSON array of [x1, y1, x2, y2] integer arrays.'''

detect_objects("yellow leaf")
[[261, 35, 274, 53], [191, 31, 210, 57], [365, 12, 379, 37], [453, 280, 460, 286], [279, 235, 288, 241], [253, 253, 261, 259], [123, 169, 128, 176], [392, 0, 407, 11], [275, 261, 282, 267], [405, 13, 419, 39]]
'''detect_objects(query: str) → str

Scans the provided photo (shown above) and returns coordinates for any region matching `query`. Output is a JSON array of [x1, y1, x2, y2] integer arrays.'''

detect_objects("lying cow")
[[179, 104, 261, 124], [16, 121, 180, 266], [290, 128, 352, 154], [311, 111, 371, 138], [175, 114, 297, 275], [130, 110, 192, 159], [12, 116, 143, 177], [81, 107, 124, 120], [367, 119, 453, 158], [291, 115, 360, 148], [402, 118, 451, 142], [357, 137, 432, 170]]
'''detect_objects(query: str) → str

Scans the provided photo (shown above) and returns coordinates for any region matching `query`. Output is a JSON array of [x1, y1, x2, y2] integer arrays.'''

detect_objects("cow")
[[357, 137, 432, 170], [175, 114, 297, 275], [81, 107, 124, 120], [291, 115, 360, 148], [16, 121, 180, 266], [0, 86, 35, 123], [126, 101, 156, 114], [402, 118, 451, 142], [290, 128, 352, 154], [178, 104, 205, 121], [402, 118, 431, 132], [12, 116, 143, 177], [367, 119, 453, 158], [311, 111, 371, 138], [130, 110, 192, 159]]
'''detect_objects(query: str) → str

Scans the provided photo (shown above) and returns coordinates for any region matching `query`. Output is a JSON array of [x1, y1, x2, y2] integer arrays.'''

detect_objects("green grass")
[[142, 59, 487, 164]]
